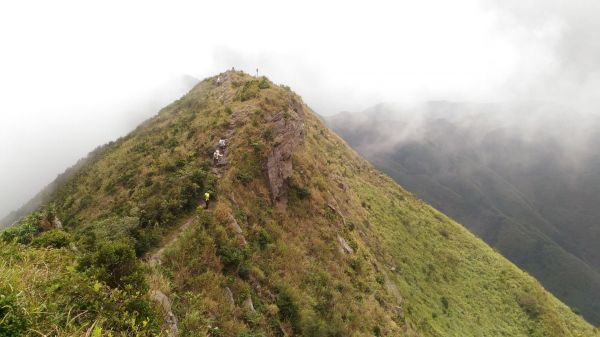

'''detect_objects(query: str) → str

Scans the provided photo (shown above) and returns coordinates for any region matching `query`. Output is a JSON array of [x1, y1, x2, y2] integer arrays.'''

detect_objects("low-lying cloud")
[[485, 0, 600, 113]]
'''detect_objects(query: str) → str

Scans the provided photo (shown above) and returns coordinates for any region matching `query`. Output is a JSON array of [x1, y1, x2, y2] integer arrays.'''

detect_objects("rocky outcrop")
[[265, 97, 305, 205], [328, 204, 347, 227], [338, 235, 354, 254], [150, 289, 178, 337], [225, 287, 235, 307], [52, 216, 63, 229], [243, 297, 256, 313], [227, 213, 247, 246]]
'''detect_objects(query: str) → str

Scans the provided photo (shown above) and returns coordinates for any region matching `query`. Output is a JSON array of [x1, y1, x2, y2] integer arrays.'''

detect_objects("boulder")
[[52, 216, 63, 229], [225, 287, 235, 306], [243, 297, 256, 313]]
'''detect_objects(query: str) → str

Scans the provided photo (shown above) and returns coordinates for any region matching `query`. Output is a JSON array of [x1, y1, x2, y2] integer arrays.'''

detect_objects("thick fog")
[[0, 0, 598, 220]]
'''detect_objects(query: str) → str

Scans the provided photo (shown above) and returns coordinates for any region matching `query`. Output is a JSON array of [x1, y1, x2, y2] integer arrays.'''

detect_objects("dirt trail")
[[148, 216, 195, 266], [146, 215, 196, 337]]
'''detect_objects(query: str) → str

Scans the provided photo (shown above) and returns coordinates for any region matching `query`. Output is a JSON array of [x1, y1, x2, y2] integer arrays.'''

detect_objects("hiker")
[[218, 138, 226, 149], [213, 149, 222, 164], [204, 192, 210, 209], [216, 76, 222, 85]]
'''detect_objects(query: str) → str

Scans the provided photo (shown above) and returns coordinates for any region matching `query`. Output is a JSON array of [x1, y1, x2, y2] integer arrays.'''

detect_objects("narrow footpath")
[[146, 130, 233, 336], [146, 215, 196, 337]]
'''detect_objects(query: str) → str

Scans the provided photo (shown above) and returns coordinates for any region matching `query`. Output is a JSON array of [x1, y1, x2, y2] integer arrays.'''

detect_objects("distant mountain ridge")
[[327, 101, 600, 325]]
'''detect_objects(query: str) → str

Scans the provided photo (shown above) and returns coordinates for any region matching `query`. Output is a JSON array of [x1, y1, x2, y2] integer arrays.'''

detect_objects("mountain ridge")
[[1, 72, 598, 336]]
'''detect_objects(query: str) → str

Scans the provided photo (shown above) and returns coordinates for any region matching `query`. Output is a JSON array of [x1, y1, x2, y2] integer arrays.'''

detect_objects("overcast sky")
[[0, 0, 597, 220]]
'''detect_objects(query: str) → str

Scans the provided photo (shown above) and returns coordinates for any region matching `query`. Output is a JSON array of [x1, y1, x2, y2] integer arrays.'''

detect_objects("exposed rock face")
[[338, 235, 354, 254], [328, 204, 347, 227], [265, 97, 305, 205], [225, 287, 235, 306], [243, 297, 256, 313], [228, 212, 247, 246], [52, 216, 63, 229], [150, 289, 178, 337]]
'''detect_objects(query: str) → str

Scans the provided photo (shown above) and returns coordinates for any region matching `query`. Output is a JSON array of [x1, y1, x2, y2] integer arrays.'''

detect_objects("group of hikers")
[[204, 138, 227, 209], [213, 138, 226, 165]]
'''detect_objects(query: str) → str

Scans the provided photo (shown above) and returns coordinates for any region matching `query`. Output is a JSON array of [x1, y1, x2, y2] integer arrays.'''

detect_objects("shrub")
[[257, 228, 272, 249], [349, 258, 363, 273], [0, 286, 28, 337], [217, 245, 244, 271], [196, 210, 213, 228], [79, 195, 93, 209], [276, 286, 300, 332], [441, 296, 449, 311], [1, 222, 41, 244], [262, 128, 273, 141], [258, 77, 270, 89], [204, 174, 218, 199], [31, 230, 73, 248], [289, 184, 311, 202], [516, 291, 541, 318], [237, 81, 261, 101], [234, 209, 248, 226], [165, 137, 179, 149], [439, 227, 450, 239], [132, 224, 161, 256], [79, 241, 146, 292], [214, 203, 232, 225], [301, 311, 346, 337], [238, 261, 252, 280], [236, 78, 269, 101], [236, 170, 255, 185]]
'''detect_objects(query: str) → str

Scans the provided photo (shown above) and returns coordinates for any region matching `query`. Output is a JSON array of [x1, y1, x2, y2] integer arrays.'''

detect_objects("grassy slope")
[[1, 72, 598, 336], [159, 72, 597, 336], [326, 109, 600, 324], [368, 151, 600, 323]]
